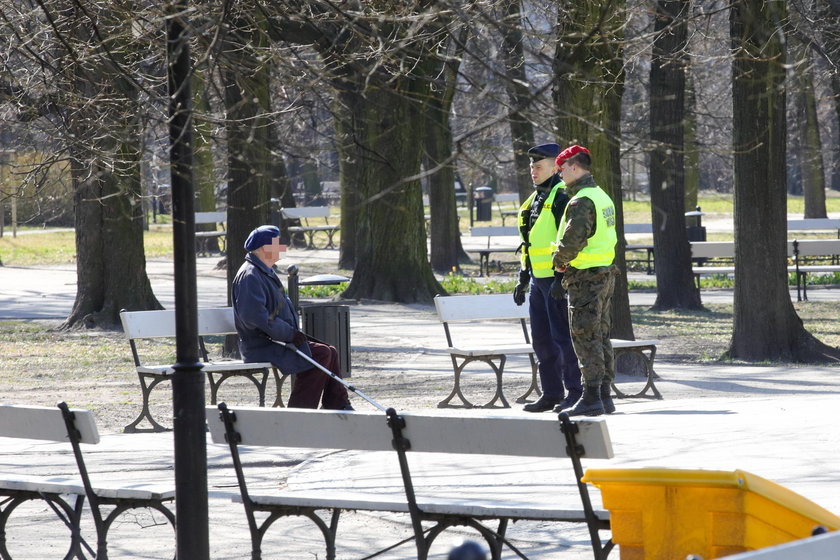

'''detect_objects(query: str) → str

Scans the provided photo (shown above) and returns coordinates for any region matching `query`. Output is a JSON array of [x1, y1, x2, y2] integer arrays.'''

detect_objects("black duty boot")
[[600, 382, 615, 414], [566, 385, 605, 417], [553, 389, 582, 413], [523, 395, 560, 413]]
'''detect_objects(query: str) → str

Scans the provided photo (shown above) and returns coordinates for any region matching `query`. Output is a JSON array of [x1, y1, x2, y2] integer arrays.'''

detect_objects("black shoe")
[[341, 404, 355, 411], [600, 382, 615, 414], [523, 396, 559, 413], [553, 390, 582, 413], [566, 385, 605, 417]]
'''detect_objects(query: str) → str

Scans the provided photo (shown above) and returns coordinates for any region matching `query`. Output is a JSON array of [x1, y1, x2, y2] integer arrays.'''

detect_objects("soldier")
[[514, 143, 583, 413], [551, 145, 618, 416]]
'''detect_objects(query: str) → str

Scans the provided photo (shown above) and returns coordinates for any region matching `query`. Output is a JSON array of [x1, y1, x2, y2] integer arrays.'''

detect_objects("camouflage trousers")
[[563, 265, 616, 387]]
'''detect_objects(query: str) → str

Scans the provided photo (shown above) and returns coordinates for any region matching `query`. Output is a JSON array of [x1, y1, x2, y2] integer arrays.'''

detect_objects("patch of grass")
[[0, 230, 174, 266]]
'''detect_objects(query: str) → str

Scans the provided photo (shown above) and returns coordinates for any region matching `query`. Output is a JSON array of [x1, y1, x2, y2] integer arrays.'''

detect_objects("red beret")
[[555, 145, 590, 167]]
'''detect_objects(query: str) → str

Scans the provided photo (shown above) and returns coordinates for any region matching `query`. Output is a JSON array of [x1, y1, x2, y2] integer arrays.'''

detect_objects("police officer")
[[514, 143, 583, 413], [551, 145, 618, 417]]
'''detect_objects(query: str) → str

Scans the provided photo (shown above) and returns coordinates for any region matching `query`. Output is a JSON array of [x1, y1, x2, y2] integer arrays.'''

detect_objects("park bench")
[[194, 210, 227, 254], [207, 403, 615, 560], [466, 226, 522, 276], [0, 403, 175, 560], [787, 218, 840, 238], [433, 294, 663, 407], [494, 192, 521, 226], [119, 306, 290, 433], [623, 223, 655, 274], [280, 206, 340, 249], [433, 294, 539, 408], [690, 240, 840, 301]]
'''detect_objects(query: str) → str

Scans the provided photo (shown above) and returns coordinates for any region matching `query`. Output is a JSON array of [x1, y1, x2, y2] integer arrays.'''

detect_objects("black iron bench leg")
[[124, 373, 171, 433], [515, 354, 541, 403]]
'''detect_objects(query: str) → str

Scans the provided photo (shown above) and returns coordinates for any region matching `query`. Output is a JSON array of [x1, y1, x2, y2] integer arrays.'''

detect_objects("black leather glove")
[[549, 271, 566, 301], [513, 269, 530, 306], [292, 331, 307, 346]]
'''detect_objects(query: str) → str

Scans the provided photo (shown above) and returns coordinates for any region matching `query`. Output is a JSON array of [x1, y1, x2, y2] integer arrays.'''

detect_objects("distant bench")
[[280, 207, 340, 249], [434, 294, 663, 407], [494, 192, 521, 226], [208, 403, 615, 560], [194, 211, 227, 254], [119, 307, 291, 433], [690, 240, 840, 301], [623, 223, 655, 274], [466, 226, 521, 276], [0, 403, 175, 559]]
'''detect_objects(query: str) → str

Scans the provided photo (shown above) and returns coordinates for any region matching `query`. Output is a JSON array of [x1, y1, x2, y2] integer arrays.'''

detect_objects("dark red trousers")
[[287, 341, 351, 409]]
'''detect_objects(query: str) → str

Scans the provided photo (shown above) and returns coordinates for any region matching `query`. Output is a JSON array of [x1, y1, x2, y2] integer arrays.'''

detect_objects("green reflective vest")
[[557, 186, 617, 269], [518, 182, 564, 278]]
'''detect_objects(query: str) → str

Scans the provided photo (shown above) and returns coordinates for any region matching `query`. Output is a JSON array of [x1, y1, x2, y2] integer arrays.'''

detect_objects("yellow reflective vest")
[[557, 186, 617, 269], [518, 182, 565, 278]]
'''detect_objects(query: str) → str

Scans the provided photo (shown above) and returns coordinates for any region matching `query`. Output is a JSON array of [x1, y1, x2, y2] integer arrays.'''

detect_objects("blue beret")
[[244, 225, 280, 251], [527, 143, 561, 162]]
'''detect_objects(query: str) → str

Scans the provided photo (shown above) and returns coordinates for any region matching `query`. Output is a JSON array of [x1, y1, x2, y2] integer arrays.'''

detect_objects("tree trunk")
[[221, 22, 273, 298], [425, 27, 469, 273], [649, 0, 702, 310], [684, 68, 700, 211], [341, 82, 444, 303], [499, 0, 536, 202], [193, 72, 222, 255], [333, 80, 364, 270], [791, 44, 827, 218], [727, 0, 839, 362], [554, 0, 635, 340]]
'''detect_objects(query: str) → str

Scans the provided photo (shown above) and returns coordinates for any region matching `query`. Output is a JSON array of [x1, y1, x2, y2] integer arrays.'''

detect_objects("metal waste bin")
[[474, 186, 494, 221], [685, 206, 706, 242], [302, 303, 351, 377]]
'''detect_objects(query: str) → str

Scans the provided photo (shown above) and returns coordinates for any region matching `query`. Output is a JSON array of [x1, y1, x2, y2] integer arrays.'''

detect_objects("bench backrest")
[[434, 294, 529, 323], [120, 307, 238, 340], [194, 211, 226, 225], [206, 406, 613, 460], [494, 193, 520, 204], [0, 403, 99, 444], [690, 241, 735, 259], [624, 223, 653, 234], [281, 207, 331, 220], [788, 239, 840, 257], [787, 218, 840, 231], [469, 226, 519, 238]]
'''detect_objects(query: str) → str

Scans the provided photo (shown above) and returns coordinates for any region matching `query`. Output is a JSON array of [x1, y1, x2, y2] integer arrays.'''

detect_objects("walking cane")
[[270, 338, 388, 412]]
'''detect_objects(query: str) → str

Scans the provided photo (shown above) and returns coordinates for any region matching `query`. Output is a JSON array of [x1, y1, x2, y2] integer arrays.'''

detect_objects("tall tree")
[[220, 7, 273, 292], [554, 0, 635, 339], [424, 26, 470, 273], [648, 0, 702, 310], [57, 2, 161, 327], [728, 0, 839, 361], [499, 0, 536, 203]]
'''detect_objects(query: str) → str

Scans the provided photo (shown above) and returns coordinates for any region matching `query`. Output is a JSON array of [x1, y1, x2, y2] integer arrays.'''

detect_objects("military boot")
[[566, 385, 605, 417], [600, 382, 615, 414], [553, 389, 582, 413]]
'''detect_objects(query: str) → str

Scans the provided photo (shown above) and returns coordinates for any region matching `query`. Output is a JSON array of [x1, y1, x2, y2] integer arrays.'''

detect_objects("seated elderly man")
[[232, 225, 353, 410]]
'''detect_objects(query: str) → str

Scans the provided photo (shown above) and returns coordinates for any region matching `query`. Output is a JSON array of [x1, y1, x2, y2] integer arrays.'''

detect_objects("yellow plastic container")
[[582, 468, 840, 560]]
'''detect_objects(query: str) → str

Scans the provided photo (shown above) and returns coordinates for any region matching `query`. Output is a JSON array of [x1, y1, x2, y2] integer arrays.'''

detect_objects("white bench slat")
[[624, 223, 653, 234], [280, 206, 331, 219], [469, 226, 519, 238], [0, 403, 99, 444], [447, 344, 534, 356], [611, 339, 660, 348], [434, 293, 528, 322], [0, 475, 85, 495], [194, 211, 226, 224], [787, 218, 840, 230], [206, 407, 613, 460]]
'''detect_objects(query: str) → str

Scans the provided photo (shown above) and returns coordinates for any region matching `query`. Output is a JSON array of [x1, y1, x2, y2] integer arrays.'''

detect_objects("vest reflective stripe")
[[519, 182, 565, 278], [557, 186, 617, 269]]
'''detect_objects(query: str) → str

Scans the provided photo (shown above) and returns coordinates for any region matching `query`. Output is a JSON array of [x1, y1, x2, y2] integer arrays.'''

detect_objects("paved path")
[[2, 250, 839, 558]]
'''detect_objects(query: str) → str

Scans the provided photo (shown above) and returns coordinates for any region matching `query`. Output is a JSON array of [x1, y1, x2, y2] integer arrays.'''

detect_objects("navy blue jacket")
[[232, 253, 312, 374]]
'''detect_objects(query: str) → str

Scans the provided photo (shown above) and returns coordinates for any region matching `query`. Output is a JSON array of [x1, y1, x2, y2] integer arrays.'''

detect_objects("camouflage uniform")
[[552, 174, 617, 388]]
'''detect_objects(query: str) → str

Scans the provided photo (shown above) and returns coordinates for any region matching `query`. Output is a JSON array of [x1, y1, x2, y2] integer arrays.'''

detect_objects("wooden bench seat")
[[207, 404, 615, 560], [119, 307, 291, 433], [0, 403, 175, 560], [280, 206, 340, 249], [433, 294, 539, 408]]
